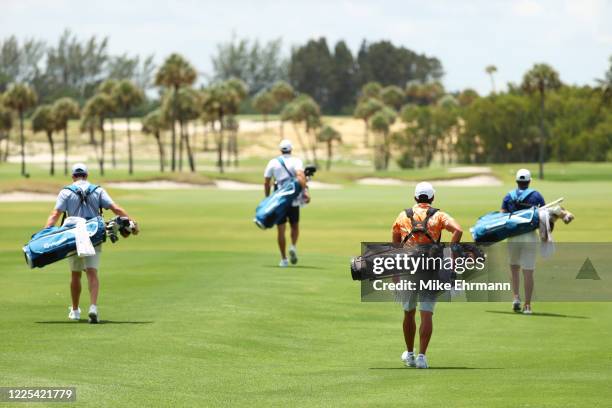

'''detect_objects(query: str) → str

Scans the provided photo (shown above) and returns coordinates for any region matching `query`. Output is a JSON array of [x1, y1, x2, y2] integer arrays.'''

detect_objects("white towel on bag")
[[63, 216, 96, 257]]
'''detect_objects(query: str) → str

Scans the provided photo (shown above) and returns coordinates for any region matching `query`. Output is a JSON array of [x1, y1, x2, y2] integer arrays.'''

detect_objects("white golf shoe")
[[522, 305, 533, 315], [512, 299, 521, 312], [279, 259, 289, 267], [401, 351, 416, 367], [68, 307, 81, 321], [88, 305, 99, 324], [289, 245, 298, 265], [416, 354, 429, 369]]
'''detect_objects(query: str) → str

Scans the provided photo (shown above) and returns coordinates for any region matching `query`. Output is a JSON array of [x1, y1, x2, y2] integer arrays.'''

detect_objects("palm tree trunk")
[[233, 129, 238, 167], [155, 132, 165, 172], [538, 90, 545, 180], [63, 127, 69, 175], [217, 113, 224, 174], [203, 122, 209, 151], [326, 140, 332, 170], [110, 117, 117, 168], [292, 123, 310, 162], [363, 120, 369, 147], [47, 131, 55, 176], [19, 110, 25, 177], [226, 130, 233, 167], [383, 132, 390, 170], [127, 116, 133, 175], [100, 119, 106, 176], [183, 121, 196, 172], [171, 86, 178, 171], [178, 120, 184, 172]]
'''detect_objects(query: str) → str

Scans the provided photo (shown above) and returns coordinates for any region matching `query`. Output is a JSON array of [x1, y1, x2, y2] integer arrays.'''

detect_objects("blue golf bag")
[[470, 207, 540, 243], [254, 179, 302, 229], [23, 216, 106, 269]]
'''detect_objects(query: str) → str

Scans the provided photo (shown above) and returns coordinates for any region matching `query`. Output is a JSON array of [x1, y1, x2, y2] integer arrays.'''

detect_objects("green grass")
[[1, 166, 612, 406]]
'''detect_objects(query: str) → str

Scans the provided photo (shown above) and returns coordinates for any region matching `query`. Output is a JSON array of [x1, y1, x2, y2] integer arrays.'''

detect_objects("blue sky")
[[1, 0, 611, 94]]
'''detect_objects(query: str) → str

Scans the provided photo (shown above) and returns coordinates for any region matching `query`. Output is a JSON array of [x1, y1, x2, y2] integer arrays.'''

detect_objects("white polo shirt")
[[263, 154, 304, 187]]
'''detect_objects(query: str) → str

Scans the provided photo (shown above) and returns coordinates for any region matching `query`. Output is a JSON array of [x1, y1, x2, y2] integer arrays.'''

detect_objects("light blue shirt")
[[54, 180, 114, 219]]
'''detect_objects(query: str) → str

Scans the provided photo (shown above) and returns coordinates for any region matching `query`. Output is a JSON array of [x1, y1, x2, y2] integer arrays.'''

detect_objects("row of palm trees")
[[0, 51, 347, 176]]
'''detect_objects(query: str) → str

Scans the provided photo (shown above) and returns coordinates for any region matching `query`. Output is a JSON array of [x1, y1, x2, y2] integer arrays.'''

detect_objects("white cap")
[[516, 168, 531, 182], [279, 139, 293, 153], [414, 182, 435, 199], [71, 163, 88, 176]]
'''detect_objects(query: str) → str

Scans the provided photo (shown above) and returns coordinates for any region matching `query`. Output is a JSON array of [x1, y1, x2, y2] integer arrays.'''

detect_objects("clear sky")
[[1, 0, 611, 94]]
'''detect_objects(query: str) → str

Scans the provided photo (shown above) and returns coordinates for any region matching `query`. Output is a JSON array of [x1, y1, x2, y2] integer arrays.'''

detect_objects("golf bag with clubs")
[[23, 216, 138, 269]]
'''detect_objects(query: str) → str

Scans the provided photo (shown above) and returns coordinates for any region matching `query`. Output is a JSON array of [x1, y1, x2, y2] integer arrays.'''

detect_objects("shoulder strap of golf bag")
[[277, 157, 295, 179], [60, 184, 102, 224], [402, 207, 440, 245], [509, 188, 534, 210]]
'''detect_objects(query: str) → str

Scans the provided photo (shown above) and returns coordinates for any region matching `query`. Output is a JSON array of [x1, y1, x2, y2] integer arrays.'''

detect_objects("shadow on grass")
[[369, 367, 502, 370], [485, 310, 588, 319], [35, 320, 154, 325]]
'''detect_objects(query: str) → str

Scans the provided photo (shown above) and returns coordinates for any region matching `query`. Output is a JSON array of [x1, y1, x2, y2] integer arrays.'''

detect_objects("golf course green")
[[1, 162, 611, 407]]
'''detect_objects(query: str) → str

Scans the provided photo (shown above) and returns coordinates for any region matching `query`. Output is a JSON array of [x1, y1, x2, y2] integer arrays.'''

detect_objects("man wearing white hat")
[[263, 140, 309, 267], [44, 163, 135, 323], [392, 181, 463, 368], [501, 169, 545, 314]]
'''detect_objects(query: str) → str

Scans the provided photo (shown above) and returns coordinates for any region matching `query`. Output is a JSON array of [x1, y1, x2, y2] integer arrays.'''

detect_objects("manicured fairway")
[[1, 178, 612, 407]]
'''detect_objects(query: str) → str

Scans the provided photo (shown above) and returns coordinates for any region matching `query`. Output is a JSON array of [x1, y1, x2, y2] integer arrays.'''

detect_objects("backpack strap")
[[401, 207, 440, 245], [277, 157, 295, 179], [61, 184, 103, 222], [509, 188, 534, 210]]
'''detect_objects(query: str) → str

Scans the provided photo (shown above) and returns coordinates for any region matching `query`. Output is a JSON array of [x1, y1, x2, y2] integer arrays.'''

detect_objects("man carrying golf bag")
[[263, 140, 309, 267], [501, 169, 545, 315], [391, 182, 463, 368], [44, 163, 135, 323]]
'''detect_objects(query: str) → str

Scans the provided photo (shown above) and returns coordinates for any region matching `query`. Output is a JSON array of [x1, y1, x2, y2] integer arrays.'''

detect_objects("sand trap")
[[357, 175, 501, 187], [447, 166, 492, 173], [0, 191, 57, 202], [107, 180, 261, 191], [215, 180, 260, 190], [106, 181, 208, 190], [432, 175, 502, 186], [357, 178, 409, 186], [308, 181, 342, 190]]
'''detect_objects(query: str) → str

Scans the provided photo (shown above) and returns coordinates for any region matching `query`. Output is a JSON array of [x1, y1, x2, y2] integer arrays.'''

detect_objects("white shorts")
[[68, 245, 102, 271], [508, 231, 537, 270]]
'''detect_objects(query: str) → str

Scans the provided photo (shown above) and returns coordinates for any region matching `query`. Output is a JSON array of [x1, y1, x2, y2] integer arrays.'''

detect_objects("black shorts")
[[277, 205, 300, 225]]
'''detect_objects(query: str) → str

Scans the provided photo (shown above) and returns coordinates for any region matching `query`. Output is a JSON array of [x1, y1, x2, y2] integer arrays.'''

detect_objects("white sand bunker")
[[0, 191, 57, 202], [357, 175, 501, 187], [308, 181, 342, 189], [433, 175, 502, 186], [107, 180, 208, 190], [357, 178, 409, 186], [107, 180, 261, 191], [447, 166, 492, 173]]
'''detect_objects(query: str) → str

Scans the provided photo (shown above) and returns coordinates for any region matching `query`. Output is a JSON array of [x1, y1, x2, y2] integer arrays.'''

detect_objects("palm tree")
[[317, 125, 342, 170], [141, 109, 167, 172], [3, 83, 37, 176], [97, 79, 119, 167], [0, 102, 13, 162], [31, 105, 57, 175], [270, 81, 294, 138], [521, 63, 562, 179], [154, 54, 197, 171], [223, 78, 248, 167], [380, 85, 405, 110], [354, 97, 384, 147], [252, 91, 276, 128], [485, 65, 498, 94], [370, 107, 396, 170], [112, 80, 144, 175], [52, 97, 80, 175], [83, 94, 113, 176]]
